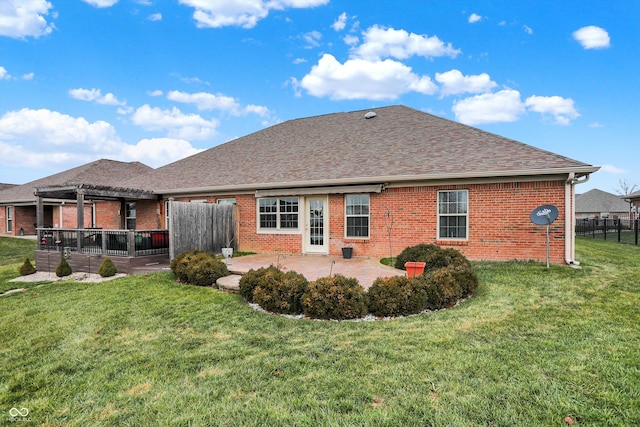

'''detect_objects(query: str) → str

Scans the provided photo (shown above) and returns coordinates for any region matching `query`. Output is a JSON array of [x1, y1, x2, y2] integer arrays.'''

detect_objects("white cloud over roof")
[[352, 25, 461, 61], [82, 0, 119, 7], [69, 88, 126, 106], [0, 0, 56, 39], [525, 95, 580, 125], [435, 69, 497, 97], [573, 26, 610, 49], [178, 0, 329, 29], [468, 13, 482, 24], [298, 54, 437, 100]]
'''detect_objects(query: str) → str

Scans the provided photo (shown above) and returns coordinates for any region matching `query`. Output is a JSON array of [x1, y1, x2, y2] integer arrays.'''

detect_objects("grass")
[[1, 236, 639, 425]]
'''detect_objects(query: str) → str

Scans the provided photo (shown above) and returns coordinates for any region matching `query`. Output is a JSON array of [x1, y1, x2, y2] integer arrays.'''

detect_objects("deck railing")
[[37, 228, 169, 257]]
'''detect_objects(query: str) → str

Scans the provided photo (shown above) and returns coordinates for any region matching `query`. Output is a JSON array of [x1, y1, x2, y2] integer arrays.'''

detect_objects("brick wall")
[[95, 201, 122, 229], [51, 205, 93, 228], [158, 179, 569, 263], [15, 206, 37, 235], [0, 206, 8, 235], [135, 200, 161, 229]]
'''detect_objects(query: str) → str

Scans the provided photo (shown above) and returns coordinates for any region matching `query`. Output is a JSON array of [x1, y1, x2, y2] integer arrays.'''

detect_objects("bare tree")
[[616, 179, 638, 196]]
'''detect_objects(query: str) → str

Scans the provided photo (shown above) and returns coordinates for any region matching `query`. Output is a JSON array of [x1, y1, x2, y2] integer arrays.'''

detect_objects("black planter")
[[341, 247, 353, 259]]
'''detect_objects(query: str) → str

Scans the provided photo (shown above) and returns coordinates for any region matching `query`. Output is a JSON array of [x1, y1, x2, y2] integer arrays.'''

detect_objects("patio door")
[[304, 196, 328, 253]]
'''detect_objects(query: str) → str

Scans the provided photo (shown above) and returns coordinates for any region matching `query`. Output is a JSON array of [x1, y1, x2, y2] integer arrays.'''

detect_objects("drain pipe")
[[565, 172, 591, 265]]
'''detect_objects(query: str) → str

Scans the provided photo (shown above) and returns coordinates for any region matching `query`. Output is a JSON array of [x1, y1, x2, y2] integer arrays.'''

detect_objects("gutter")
[[565, 172, 592, 266]]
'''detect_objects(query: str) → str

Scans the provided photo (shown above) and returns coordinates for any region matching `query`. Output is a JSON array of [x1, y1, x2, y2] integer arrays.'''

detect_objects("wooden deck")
[[35, 250, 170, 275]]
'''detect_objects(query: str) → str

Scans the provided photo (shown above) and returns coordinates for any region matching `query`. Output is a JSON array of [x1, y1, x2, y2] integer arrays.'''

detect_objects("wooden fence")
[[168, 201, 237, 259]]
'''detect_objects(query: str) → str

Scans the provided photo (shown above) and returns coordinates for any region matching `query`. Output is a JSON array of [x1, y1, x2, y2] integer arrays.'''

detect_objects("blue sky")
[[1, 0, 638, 194]]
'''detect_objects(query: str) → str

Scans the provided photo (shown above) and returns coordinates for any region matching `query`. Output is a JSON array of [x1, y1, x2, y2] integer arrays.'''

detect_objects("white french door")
[[304, 196, 328, 253]]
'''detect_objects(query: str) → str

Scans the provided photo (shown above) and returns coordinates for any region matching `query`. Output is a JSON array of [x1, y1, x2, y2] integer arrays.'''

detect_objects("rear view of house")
[[125, 105, 598, 265]]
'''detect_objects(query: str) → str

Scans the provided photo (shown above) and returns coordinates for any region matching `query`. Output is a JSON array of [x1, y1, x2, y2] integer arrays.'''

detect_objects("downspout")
[[565, 172, 590, 265]]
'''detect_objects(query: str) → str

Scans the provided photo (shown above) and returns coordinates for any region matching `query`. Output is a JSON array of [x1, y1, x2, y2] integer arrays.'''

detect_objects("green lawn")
[[1, 236, 638, 426]]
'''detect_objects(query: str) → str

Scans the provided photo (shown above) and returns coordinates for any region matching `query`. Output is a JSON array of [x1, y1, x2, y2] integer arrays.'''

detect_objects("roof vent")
[[364, 111, 377, 119]]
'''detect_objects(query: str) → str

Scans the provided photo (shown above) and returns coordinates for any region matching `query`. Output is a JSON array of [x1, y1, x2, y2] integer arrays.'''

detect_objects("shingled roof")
[[127, 105, 597, 195], [0, 159, 153, 204], [576, 189, 629, 213]]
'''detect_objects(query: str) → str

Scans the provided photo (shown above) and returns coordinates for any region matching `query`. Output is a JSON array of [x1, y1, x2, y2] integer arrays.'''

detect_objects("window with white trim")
[[217, 198, 236, 205], [125, 202, 136, 230], [345, 194, 369, 238], [258, 197, 299, 230], [6, 206, 13, 233], [438, 190, 468, 239]]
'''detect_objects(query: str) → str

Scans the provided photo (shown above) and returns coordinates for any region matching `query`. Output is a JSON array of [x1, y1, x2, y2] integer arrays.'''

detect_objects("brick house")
[[122, 105, 598, 265], [576, 189, 631, 220], [0, 159, 153, 236], [626, 190, 640, 219]]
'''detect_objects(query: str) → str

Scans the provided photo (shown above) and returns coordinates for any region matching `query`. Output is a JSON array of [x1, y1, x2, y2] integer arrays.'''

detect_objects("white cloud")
[[435, 69, 497, 97], [298, 53, 437, 101], [468, 13, 482, 24], [148, 13, 162, 21], [332, 12, 347, 31], [0, 66, 9, 80], [120, 138, 204, 167], [293, 58, 307, 64], [148, 90, 163, 97], [573, 26, 610, 49], [0, 108, 203, 171], [452, 91, 580, 125], [343, 34, 359, 46], [589, 122, 604, 128], [0, 108, 121, 153], [600, 164, 625, 174], [166, 90, 269, 117], [22, 72, 34, 80], [69, 88, 126, 106], [178, 0, 329, 29], [352, 25, 461, 61], [0, 0, 56, 39], [303, 30, 322, 47], [81, 0, 119, 8], [131, 104, 219, 140], [525, 95, 579, 125], [452, 89, 526, 125], [523, 25, 533, 35]]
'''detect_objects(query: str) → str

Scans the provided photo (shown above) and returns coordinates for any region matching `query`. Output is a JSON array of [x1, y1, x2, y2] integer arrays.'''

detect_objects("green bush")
[[302, 275, 367, 320], [185, 252, 230, 286], [56, 257, 72, 277], [423, 247, 471, 274], [19, 258, 36, 276], [253, 270, 308, 315], [367, 276, 428, 317], [420, 265, 465, 310], [98, 257, 118, 277], [170, 249, 207, 283], [394, 243, 444, 270], [239, 265, 280, 303]]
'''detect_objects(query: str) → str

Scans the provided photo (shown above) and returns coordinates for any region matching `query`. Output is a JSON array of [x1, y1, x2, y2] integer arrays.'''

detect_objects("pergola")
[[34, 183, 157, 229]]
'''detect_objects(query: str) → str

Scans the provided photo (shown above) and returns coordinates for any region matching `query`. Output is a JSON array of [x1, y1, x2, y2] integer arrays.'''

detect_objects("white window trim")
[[6, 206, 13, 233], [437, 190, 469, 240], [217, 198, 236, 205], [256, 197, 301, 234], [344, 194, 370, 239]]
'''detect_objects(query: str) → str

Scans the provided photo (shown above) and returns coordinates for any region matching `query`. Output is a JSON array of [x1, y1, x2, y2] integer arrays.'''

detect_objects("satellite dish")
[[530, 204, 559, 225], [364, 111, 377, 119]]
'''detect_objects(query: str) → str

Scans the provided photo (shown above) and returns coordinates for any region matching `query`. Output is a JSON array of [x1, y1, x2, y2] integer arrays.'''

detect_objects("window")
[[125, 202, 136, 230], [6, 206, 13, 233], [258, 197, 299, 230], [438, 190, 468, 239], [345, 194, 369, 238], [217, 198, 236, 205]]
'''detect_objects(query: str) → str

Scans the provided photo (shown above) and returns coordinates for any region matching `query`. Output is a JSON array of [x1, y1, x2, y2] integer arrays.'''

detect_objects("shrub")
[[420, 265, 466, 310], [98, 257, 118, 277], [170, 249, 206, 283], [302, 275, 367, 320], [423, 247, 471, 274], [56, 257, 72, 277], [253, 270, 308, 315], [239, 265, 281, 303], [367, 276, 428, 317], [19, 258, 36, 276], [394, 244, 444, 270], [185, 252, 230, 286]]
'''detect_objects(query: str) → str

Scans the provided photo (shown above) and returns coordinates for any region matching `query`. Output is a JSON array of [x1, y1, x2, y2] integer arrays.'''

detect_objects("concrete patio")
[[217, 253, 405, 291]]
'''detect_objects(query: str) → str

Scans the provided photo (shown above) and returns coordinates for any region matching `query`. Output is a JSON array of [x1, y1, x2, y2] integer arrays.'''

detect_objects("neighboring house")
[[0, 183, 17, 191], [625, 190, 640, 219], [119, 105, 598, 265], [575, 189, 631, 220], [0, 159, 154, 236]]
